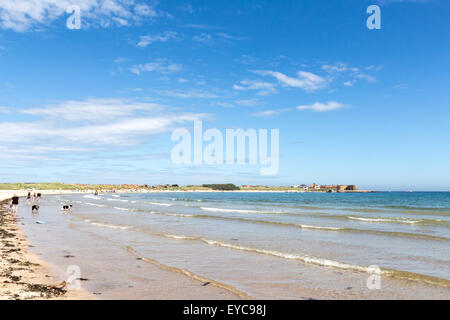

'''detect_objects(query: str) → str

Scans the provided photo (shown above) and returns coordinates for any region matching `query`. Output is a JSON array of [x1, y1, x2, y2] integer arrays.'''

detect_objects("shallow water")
[[19, 192, 450, 299]]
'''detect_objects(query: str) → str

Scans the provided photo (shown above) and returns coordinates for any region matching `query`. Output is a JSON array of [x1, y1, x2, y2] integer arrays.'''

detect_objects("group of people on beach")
[[8, 192, 41, 214], [26, 192, 41, 204]]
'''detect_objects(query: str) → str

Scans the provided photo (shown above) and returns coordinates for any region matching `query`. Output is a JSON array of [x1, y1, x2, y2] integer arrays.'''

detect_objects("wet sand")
[[1, 195, 243, 300], [0, 199, 90, 300]]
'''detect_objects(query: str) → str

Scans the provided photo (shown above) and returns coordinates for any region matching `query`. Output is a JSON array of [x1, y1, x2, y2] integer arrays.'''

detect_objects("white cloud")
[[113, 57, 128, 63], [179, 3, 194, 14], [321, 63, 348, 73], [19, 98, 164, 122], [253, 70, 326, 91], [193, 33, 213, 44], [215, 102, 234, 108], [192, 32, 246, 45], [343, 80, 355, 87], [235, 98, 260, 106], [130, 60, 182, 75], [232, 80, 277, 96], [0, 116, 202, 146], [160, 89, 219, 99], [134, 3, 157, 17], [216, 32, 246, 41], [0, 0, 164, 32], [0, 98, 208, 151], [296, 101, 347, 112], [250, 110, 279, 117], [321, 62, 379, 86], [355, 73, 376, 82], [366, 65, 384, 71], [181, 24, 210, 29], [240, 55, 255, 65], [137, 31, 177, 47]]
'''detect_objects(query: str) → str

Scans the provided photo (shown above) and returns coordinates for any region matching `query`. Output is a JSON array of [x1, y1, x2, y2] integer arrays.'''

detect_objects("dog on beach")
[[31, 205, 40, 213], [62, 205, 72, 212]]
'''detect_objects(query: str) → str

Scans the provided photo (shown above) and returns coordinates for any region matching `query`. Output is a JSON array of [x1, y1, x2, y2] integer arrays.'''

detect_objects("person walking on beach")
[[26, 192, 31, 204], [11, 194, 19, 214]]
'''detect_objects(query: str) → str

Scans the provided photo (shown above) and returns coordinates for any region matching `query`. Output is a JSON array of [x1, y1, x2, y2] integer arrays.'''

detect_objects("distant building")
[[309, 183, 320, 190], [320, 185, 338, 190], [337, 185, 358, 192]]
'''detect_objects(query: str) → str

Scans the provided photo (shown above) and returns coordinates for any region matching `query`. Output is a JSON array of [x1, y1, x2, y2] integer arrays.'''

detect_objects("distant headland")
[[0, 183, 373, 193]]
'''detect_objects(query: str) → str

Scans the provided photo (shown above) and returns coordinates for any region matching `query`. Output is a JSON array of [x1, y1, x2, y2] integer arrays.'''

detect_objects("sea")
[[18, 191, 450, 299]]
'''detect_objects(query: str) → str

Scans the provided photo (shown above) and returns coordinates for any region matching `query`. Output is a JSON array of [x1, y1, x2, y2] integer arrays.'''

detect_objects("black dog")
[[31, 205, 40, 212]]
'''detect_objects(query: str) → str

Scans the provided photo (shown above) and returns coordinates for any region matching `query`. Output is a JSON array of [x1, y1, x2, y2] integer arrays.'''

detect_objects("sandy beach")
[[0, 198, 91, 299], [0, 191, 244, 300]]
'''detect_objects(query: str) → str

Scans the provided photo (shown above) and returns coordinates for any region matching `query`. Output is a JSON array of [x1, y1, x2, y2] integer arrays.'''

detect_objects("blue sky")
[[0, 0, 449, 190]]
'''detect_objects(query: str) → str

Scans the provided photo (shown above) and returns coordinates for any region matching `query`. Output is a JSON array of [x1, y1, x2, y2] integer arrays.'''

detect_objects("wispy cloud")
[[235, 98, 260, 106], [252, 70, 326, 91], [321, 62, 379, 86], [181, 24, 211, 29], [193, 33, 214, 44], [19, 99, 164, 122], [159, 89, 219, 99], [179, 3, 194, 14], [250, 110, 280, 117], [113, 57, 128, 63], [192, 32, 245, 45], [215, 102, 234, 108], [216, 32, 246, 41], [321, 63, 349, 73], [137, 31, 178, 47], [130, 59, 182, 75], [0, 0, 166, 32], [296, 101, 347, 112], [232, 80, 277, 96], [250, 101, 347, 117], [0, 98, 208, 160]]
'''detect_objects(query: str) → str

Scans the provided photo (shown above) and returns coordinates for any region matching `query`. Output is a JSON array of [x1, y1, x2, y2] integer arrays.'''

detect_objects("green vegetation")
[[202, 184, 241, 191], [0, 183, 147, 191], [0, 183, 81, 190], [0, 182, 242, 191]]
